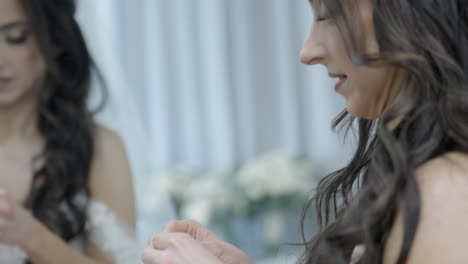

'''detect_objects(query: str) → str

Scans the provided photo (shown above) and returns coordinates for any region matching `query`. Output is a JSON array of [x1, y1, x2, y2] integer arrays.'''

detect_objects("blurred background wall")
[[75, 0, 353, 261]]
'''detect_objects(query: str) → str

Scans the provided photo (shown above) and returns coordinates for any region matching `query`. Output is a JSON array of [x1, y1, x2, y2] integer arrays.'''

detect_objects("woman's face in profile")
[[0, 0, 45, 107], [300, 0, 399, 119]]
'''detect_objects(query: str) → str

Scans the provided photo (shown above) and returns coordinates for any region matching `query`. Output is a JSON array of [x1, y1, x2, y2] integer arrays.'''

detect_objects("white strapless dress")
[[0, 199, 141, 263]]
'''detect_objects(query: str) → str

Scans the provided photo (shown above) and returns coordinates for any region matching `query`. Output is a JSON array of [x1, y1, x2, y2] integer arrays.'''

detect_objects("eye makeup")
[[0, 21, 30, 46]]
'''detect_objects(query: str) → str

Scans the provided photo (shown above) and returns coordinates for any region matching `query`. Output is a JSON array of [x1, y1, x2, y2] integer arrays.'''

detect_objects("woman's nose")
[[300, 30, 327, 65]]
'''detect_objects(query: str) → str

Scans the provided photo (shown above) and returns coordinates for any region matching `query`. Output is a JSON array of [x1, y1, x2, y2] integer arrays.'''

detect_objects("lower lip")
[[0, 79, 11, 89], [335, 77, 347, 92]]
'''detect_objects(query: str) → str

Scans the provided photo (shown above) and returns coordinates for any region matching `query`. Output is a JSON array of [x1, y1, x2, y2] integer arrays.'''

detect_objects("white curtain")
[[76, 0, 352, 245]]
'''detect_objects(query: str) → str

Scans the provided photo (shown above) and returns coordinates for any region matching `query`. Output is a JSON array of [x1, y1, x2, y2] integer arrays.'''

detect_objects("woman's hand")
[[142, 220, 254, 264], [0, 189, 37, 248], [142, 231, 223, 264]]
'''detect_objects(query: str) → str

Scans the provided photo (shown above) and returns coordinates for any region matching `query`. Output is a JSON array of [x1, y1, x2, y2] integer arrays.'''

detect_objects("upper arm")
[[84, 125, 137, 261], [88, 125, 136, 229], [384, 155, 468, 264]]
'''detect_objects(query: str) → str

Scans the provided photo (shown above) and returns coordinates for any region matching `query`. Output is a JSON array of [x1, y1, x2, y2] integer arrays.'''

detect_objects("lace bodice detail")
[[0, 199, 141, 263]]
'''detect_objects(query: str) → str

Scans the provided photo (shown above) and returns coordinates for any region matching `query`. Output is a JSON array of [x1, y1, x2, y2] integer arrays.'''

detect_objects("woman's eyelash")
[[5, 33, 29, 45], [316, 16, 329, 22]]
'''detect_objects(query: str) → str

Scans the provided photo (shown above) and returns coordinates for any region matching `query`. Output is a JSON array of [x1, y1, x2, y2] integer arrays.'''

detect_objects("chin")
[[346, 104, 381, 120], [0, 92, 30, 109]]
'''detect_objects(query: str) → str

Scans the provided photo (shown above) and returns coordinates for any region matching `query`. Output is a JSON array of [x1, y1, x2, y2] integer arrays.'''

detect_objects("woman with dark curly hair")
[[142, 0, 468, 263], [0, 0, 137, 263]]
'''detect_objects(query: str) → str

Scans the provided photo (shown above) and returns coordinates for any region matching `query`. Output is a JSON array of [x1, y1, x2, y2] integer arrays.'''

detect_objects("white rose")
[[181, 198, 214, 225]]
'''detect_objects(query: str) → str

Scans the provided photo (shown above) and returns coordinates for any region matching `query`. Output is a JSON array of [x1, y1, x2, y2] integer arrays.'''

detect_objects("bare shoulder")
[[90, 125, 131, 186], [416, 151, 468, 192], [93, 125, 127, 156], [89, 124, 136, 227], [386, 152, 468, 264], [84, 125, 136, 259]]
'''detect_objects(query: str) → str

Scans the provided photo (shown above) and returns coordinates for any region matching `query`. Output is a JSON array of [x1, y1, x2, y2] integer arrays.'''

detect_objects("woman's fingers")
[[151, 232, 194, 250], [141, 247, 164, 264], [163, 220, 200, 234], [144, 232, 223, 264], [201, 240, 223, 259], [151, 232, 172, 250], [202, 239, 254, 263], [163, 219, 219, 241]]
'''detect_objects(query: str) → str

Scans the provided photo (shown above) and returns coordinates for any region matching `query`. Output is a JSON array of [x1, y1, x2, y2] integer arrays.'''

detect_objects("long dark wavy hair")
[[300, 0, 468, 263], [19, 0, 102, 243]]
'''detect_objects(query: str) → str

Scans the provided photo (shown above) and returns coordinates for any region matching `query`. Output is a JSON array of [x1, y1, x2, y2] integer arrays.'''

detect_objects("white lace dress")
[[0, 199, 141, 263]]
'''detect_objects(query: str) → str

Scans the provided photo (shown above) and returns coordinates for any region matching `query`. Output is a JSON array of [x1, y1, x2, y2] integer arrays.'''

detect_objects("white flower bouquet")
[[142, 151, 319, 259]]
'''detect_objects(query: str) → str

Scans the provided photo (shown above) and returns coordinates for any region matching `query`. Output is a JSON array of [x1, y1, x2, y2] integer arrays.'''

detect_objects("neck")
[[0, 95, 40, 144]]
